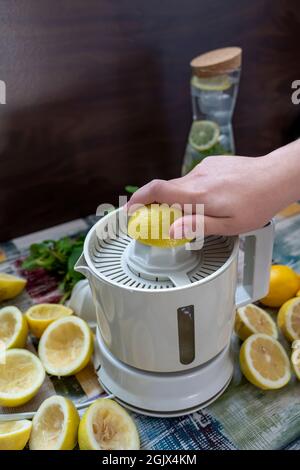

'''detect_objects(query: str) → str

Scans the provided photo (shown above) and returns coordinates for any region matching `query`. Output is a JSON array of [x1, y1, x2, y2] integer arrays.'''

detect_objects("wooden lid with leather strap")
[[191, 47, 242, 77]]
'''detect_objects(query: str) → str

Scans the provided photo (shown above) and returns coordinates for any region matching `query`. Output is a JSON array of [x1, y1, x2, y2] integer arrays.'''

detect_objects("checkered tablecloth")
[[1, 208, 300, 450]]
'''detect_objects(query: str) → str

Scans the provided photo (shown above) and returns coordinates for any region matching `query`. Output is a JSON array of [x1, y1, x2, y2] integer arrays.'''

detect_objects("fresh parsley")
[[22, 236, 85, 302]]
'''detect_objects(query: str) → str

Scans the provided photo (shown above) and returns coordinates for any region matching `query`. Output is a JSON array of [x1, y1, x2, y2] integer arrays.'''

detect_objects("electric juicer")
[[75, 208, 274, 417]]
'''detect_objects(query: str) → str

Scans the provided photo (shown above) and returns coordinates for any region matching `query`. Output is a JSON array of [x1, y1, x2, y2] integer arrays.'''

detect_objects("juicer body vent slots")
[[76, 209, 274, 416]]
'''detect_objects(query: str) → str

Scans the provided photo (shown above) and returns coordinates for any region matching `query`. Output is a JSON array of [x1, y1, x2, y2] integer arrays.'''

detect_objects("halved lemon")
[[188, 120, 220, 152], [291, 340, 300, 380], [38, 316, 93, 376], [0, 273, 27, 302], [0, 306, 28, 349], [78, 399, 140, 450], [240, 333, 291, 390], [128, 203, 191, 248], [191, 74, 231, 91], [234, 304, 277, 341], [25, 303, 73, 338], [0, 420, 32, 450], [277, 297, 300, 342], [0, 349, 45, 406], [29, 395, 80, 450], [260, 265, 300, 308]]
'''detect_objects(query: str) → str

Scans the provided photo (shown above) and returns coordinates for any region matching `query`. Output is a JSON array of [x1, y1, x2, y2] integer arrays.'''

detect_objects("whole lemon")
[[260, 265, 300, 308]]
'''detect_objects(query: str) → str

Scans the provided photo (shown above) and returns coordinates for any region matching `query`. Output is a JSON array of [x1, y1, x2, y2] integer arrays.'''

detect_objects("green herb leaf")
[[22, 235, 85, 301], [125, 185, 139, 194]]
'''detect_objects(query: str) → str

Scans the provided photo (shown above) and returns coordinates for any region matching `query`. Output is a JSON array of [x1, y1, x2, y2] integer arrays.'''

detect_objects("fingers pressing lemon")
[[0, 306, 28, 349], [234, 304, 277, 341], [239, 333, 291, 390], [25, 303, 73, 338], [29, 395, 79, 450], [78, 399, 140, 450], [38, 316, 93, 376], [260, 265, 300, 308], [128, 204, 191, 248]]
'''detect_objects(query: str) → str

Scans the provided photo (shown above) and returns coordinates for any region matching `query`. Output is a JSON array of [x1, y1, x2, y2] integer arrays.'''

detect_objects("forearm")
[[264, 139, 300, 209]]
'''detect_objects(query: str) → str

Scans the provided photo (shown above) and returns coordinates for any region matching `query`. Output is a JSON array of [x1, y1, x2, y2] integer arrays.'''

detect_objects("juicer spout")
[[74, 253, 91, 278]]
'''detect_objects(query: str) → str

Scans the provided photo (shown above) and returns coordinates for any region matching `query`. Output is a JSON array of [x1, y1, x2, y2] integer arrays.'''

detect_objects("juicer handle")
[[235, 220, 274, 308]]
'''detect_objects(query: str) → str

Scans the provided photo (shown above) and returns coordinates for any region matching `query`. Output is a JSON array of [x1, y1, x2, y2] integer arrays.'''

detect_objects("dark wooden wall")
[[0, 0, 299, 240]]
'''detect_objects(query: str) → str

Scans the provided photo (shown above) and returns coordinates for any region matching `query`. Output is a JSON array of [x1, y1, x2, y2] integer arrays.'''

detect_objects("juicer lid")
[[82, 209, 238, 292]]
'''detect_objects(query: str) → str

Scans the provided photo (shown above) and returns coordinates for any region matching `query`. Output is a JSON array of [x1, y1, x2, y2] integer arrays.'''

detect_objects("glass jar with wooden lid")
[[182, 47, 242, 175]]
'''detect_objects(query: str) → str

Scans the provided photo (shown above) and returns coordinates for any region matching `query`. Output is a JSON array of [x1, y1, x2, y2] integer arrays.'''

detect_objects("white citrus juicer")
[[75, 208, 274, 417]]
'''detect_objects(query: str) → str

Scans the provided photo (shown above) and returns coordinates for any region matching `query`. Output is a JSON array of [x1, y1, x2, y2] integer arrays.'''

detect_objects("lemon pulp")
[[38, 316, 93, 376], [45, 322, 84, 367], [234, 304, 277, 341], [240, 334, 291, 390], [0, 349, 45, 406], [0, 306, 28, 349], [29, 395, 79, 450], [26, 303, 73, 338], [78, 399, 140, 450], [0, 420, 32, 450], [291, 342, 300, 379], [277, 297, 300, 341]]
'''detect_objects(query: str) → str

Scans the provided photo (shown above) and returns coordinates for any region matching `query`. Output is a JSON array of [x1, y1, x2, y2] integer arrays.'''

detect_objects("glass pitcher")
[[182, 47, 242, 175]]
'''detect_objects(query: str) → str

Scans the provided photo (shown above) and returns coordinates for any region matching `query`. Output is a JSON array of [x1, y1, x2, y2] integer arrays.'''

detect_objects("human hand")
[[127, 148, 299, 237]]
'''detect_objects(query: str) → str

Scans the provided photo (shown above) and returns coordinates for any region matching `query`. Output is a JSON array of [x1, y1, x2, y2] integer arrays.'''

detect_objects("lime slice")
[[188, 120, 220, 152], [191, 74, 231, 91]]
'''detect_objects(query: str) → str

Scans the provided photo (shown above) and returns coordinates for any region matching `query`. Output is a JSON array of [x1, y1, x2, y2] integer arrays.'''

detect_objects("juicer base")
[[100, 378, 232, 418], [95, 328, 234, 417]]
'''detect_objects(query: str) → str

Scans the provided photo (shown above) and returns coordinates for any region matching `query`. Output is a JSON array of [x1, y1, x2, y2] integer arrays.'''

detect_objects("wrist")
[[262, 140, 300, 207]]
